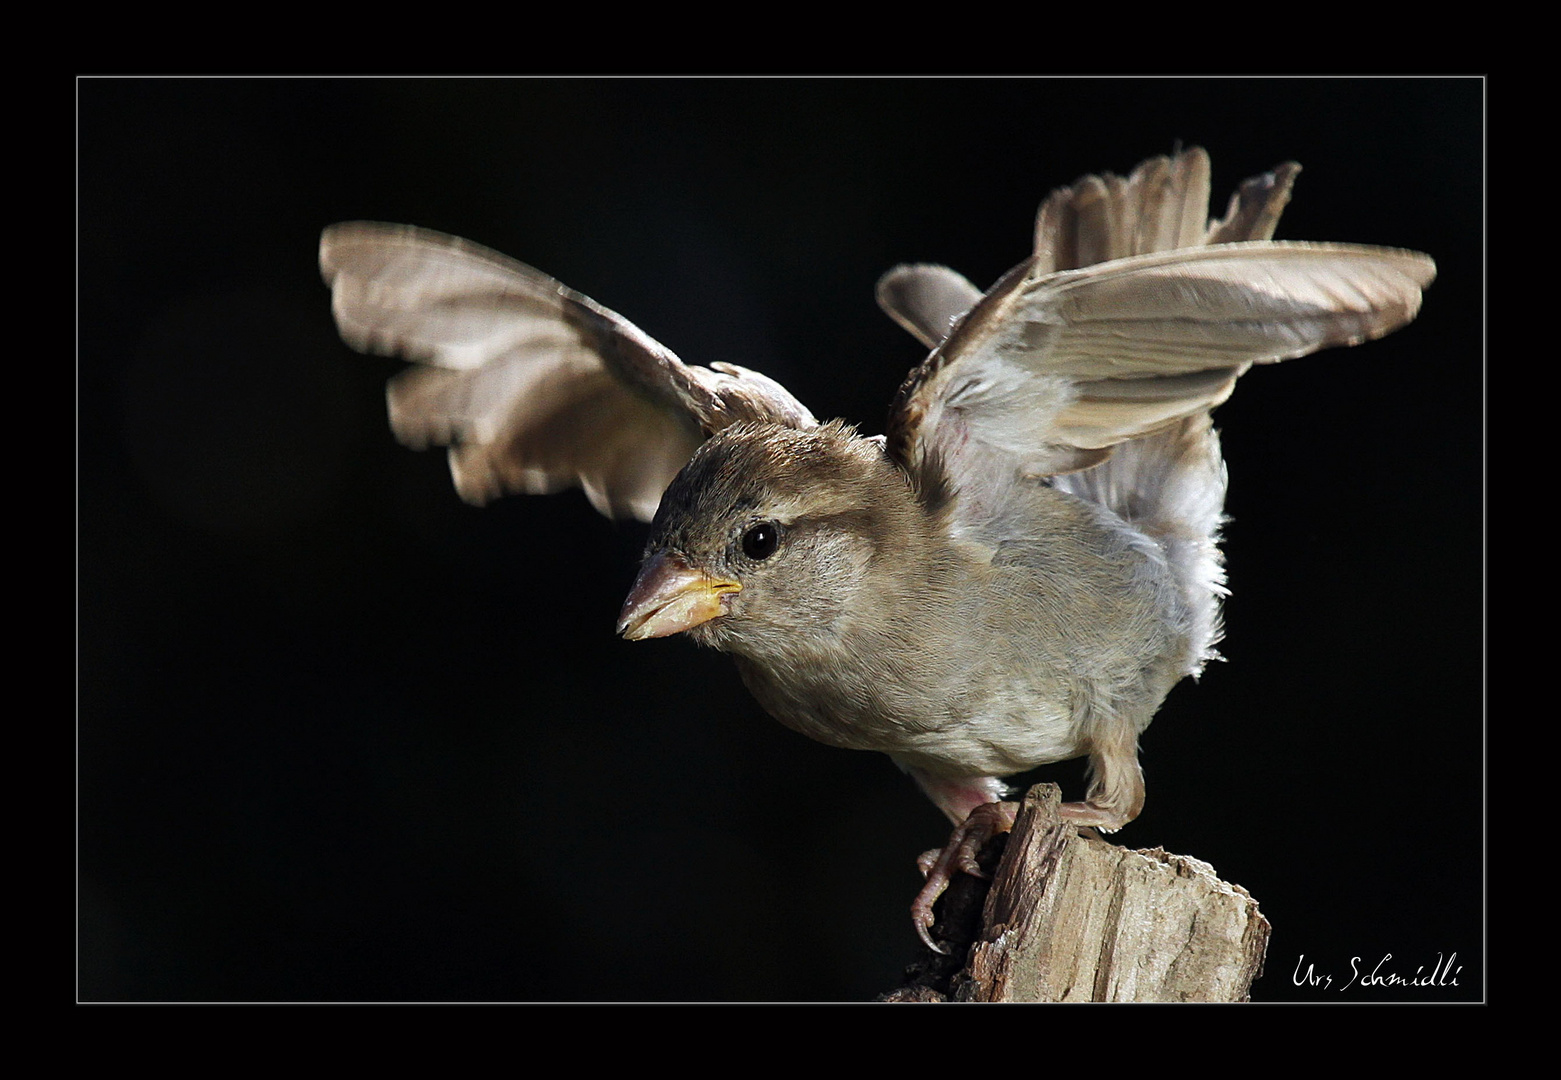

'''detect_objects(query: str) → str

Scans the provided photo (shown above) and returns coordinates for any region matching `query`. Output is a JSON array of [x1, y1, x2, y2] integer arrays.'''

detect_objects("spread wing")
[[879, 148, 1436, 525], [321, 222, 815, 521]]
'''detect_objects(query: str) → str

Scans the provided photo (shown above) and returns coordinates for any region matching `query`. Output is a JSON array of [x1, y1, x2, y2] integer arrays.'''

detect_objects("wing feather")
[[883, 151, 1435, 526], [320, 222, 815, 520], [875, 264, 984, 349]]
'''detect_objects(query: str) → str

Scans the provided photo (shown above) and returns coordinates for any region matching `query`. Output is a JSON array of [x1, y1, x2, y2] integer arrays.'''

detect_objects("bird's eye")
[[741, 521, 781, 561]]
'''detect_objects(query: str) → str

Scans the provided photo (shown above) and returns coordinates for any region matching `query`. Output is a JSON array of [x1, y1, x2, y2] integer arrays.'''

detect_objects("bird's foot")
[[1058, 800, 1131, 833], [911, 801, 1018, 953]]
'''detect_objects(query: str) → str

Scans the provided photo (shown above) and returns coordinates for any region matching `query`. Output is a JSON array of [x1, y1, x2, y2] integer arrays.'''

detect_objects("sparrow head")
[[616, 420, 925, 654]]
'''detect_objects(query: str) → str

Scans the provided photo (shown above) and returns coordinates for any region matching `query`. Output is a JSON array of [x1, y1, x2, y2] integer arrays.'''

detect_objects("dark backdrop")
[[78, 77, 1483, 1002]]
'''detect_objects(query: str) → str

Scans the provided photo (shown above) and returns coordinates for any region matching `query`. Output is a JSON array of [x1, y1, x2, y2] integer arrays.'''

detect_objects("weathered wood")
[[885, 784, 1269, 1002]]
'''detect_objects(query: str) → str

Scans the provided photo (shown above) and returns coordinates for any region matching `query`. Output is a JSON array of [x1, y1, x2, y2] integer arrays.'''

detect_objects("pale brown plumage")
[[321, 148, 1434, 951]]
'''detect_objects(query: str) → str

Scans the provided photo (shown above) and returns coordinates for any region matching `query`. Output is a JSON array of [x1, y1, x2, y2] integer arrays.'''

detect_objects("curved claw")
[[909, 801, 1018, 953], [911, 845, 961, 953]]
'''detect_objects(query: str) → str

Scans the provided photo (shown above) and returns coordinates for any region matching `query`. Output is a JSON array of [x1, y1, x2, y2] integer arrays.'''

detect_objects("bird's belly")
[[887, 682, 1085, 777], [734, 653, 1087, 777]]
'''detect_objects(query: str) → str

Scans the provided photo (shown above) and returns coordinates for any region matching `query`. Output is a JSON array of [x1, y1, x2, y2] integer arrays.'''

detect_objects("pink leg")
[[905, 772, 1012, 953], [903, 731, 1148, 951], [910, 801, 1017, 952]]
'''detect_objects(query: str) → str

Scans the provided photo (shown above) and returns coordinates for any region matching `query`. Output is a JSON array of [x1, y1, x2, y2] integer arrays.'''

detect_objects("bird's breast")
[[725, 499, 1192, 779], [726, 583, 1093, 770]]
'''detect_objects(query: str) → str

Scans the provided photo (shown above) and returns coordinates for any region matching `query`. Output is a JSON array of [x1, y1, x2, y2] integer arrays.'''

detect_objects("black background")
[[79, 77, 1483, 1002]]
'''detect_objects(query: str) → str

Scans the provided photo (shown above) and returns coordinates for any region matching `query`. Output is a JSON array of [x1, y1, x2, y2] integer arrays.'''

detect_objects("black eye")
[[741, 521, 781, 561]]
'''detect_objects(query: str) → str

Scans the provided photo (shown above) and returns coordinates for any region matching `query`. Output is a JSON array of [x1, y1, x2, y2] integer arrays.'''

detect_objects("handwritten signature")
[[1292, 953, 1462, 991]]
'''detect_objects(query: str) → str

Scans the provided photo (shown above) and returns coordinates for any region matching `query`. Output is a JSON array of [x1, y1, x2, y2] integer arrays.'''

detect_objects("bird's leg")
[[911, 802, 1017, 953], [906, 772, 1013, 953], [1058, 723, 1145, 833], [904, 731, 1146, 950]]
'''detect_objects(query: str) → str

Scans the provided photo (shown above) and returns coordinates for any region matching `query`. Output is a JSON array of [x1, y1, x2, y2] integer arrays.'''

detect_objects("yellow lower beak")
[[617, 553, 741, 640]]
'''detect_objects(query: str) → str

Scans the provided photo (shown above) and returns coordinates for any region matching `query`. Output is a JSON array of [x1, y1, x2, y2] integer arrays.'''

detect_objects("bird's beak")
[[617, 553, 741, 640]]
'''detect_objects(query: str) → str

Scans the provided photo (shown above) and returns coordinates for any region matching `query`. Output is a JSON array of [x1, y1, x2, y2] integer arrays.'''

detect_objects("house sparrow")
[[320, 148, 1433, 951]]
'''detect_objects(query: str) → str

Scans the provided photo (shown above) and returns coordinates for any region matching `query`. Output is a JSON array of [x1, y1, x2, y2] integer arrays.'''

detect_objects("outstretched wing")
[[321, 222, 815, 521], [881, 149, 1435, 526]]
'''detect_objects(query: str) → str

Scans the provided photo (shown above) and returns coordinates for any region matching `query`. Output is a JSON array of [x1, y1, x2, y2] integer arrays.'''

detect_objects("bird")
[[320, 147, 1434, 951]]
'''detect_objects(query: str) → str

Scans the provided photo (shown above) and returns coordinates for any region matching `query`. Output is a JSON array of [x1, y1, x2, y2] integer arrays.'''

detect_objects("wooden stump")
[[886, 784, 1270, 1002]]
